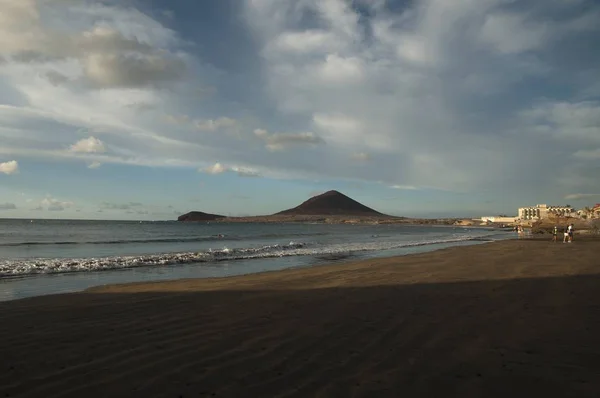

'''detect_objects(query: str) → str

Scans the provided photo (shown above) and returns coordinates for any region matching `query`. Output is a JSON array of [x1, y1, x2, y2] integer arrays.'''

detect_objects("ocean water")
[[0, 219, 512, 301]]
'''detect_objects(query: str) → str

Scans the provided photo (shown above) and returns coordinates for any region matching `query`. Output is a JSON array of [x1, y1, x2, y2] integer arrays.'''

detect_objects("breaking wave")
[[0, 234, 502, 278], [0, 235, 502, 278]]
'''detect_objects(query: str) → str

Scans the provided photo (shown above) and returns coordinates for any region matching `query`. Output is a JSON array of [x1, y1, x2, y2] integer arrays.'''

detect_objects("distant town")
[[480, 203, 600, 226]]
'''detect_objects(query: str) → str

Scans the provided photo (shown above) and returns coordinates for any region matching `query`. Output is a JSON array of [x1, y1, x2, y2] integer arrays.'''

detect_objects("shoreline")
[[85, 239, 504, 294], [1, 234, 508, 302], [3, 238, 600, 397], [84, 235, 594, 295]]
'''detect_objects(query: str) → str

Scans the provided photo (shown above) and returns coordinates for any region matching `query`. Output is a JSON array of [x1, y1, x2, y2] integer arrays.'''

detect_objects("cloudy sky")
[[0, 0, 599, 220]]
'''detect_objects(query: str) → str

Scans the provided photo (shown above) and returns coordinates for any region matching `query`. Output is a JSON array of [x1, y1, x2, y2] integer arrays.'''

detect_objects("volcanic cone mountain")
[[275, 190, 385, 216]]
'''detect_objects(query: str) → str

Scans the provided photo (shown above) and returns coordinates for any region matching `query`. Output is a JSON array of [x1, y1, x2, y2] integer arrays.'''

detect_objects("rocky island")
[[177, 211, 226, 222]]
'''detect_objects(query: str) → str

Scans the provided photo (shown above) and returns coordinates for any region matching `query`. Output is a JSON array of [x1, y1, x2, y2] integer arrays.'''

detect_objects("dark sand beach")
[[2, 238, 600, 397]]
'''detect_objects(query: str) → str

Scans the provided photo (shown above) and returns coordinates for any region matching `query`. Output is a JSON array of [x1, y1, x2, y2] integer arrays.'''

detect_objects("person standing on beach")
[[568, 224, 574, 243], [563, 227, 569, 243], [552, 226, 558, 242]]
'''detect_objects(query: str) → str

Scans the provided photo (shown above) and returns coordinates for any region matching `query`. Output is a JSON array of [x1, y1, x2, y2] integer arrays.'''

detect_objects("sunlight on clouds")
[[70, 137, 106, 153], [271, 30, 341, 54], [203, 162, 227, 174], [0, 0, 599, 212], [83, 52, 185, 88], [242, 0, 600, 193], [0, 160, 19, 175], [0, 0, 210, 170], [390, 185, 418, 190], [200, 162, 261, 177], [317, 54, 364, 84], [230, 166, 261, 177], [396, 36, 432, 65], [312, 113, 363, 145]]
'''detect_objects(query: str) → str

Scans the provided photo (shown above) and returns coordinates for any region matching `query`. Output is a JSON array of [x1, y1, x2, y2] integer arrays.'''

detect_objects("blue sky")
[[1, 0, 599, 220]]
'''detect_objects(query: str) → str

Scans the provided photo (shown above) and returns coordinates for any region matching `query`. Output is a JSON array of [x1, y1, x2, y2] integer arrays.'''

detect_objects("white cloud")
[[0, 203, 17, 210], [317, 54, 364, 84], [0, 160, 19, 175], [70, 137, 106, 153], [390, 185, 418, 190], [203, 162, 227, 174], [200, 162, 261, 177], [312, 113, 367, 147], [231, 166, 261, 177], [396, 35, 432, 65], [253, 128, 269, 138], [271, 30, 341, 53], [40, 196, 74, 212], [88, 161, 102, 169], [564, 193, 600, 201]]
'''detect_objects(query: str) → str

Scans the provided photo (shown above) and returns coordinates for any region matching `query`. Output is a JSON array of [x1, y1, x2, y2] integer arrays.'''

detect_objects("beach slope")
[[2, 238, 600, 397]]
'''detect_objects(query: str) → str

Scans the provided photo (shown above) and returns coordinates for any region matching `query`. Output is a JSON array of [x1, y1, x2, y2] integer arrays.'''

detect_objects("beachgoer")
[[568, 224, 574, 243], [563, 227, 569, 243], [552, 226, 558, 242]]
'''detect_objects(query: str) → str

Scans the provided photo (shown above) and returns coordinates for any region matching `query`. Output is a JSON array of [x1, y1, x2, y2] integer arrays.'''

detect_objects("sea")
[[0, 219, 513, 301]]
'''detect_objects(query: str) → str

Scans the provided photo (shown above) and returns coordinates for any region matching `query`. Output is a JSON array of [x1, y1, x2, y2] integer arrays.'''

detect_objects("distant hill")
[[177, 211, 226, 222], [274, 190, 385, 216]]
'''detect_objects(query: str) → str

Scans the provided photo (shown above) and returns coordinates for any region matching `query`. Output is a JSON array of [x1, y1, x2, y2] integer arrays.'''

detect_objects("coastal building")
[[577, 204, 600, 219], [517, 204, 576, 220]]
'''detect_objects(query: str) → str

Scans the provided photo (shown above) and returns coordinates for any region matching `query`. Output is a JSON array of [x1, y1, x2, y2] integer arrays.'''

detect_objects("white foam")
[[0, 234, 503, 277]]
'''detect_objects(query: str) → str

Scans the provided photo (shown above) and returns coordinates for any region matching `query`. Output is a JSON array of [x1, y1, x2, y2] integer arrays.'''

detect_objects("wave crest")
[[0, 235, 500, 278]]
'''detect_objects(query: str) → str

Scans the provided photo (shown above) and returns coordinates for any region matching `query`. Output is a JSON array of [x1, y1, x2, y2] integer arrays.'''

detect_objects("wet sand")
[[2, 238, 600, 397]]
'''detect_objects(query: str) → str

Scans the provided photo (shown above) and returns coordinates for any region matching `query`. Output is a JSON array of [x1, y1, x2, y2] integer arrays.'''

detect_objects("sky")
[[0, 0, 599, 220]]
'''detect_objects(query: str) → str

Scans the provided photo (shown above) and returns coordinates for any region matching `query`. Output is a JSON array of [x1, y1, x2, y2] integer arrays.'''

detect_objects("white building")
[[518, 204, 576, 220]]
